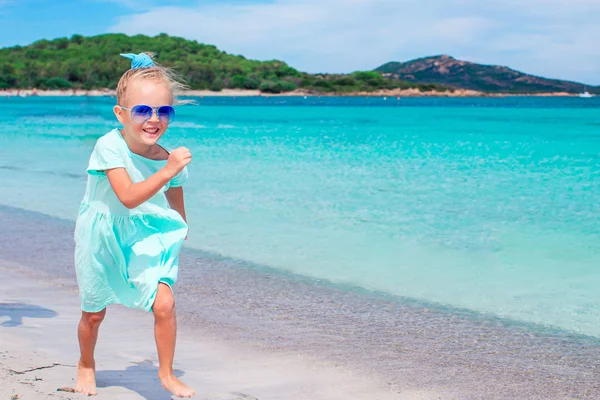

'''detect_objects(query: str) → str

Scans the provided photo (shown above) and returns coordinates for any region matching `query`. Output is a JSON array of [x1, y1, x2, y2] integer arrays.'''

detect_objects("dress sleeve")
[[169, 166, 188, 187], [87, 136, 126, 175]]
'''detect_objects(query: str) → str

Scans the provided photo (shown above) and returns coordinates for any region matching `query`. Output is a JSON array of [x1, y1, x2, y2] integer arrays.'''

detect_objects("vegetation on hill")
[[375, 55, 599, 94], [0, 33, 448, 93]]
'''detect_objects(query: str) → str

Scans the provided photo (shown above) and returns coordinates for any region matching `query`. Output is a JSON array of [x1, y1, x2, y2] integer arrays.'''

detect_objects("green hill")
[[0, 33, 447, 94], [375, 55, 599, 94]]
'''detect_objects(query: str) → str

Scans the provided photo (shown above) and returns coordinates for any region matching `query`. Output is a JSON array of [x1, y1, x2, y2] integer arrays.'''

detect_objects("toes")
[[76, 386, 97, 396], [174, 389, 194, 398]]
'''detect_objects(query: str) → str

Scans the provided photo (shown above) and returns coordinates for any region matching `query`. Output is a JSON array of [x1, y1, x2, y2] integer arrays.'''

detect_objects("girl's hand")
[[165, 147, 192, 178]]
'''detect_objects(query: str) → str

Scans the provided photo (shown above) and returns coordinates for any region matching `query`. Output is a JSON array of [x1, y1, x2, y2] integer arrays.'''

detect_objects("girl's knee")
[[82, 309, 106, 328], [153, 284, 175, 320]]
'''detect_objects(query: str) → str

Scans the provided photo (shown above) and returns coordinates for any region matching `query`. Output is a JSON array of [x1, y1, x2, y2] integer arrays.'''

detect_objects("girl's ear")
[[113, 105, 125, 124]]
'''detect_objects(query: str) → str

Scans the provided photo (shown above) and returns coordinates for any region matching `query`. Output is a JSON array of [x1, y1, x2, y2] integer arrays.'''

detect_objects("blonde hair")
[[116, 52, 192, 106]]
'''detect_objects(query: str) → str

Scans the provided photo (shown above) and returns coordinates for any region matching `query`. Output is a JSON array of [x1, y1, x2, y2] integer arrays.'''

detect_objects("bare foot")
[[76, 360, 97, 396], [159, 371, 195, 398]]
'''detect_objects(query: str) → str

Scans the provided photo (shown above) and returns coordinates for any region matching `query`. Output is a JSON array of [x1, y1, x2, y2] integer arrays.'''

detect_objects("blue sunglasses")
[[118, 104, 175, 125]]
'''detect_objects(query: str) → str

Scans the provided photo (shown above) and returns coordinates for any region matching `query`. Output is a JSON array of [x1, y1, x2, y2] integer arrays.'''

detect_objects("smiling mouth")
[[143, 128, 160, 135]]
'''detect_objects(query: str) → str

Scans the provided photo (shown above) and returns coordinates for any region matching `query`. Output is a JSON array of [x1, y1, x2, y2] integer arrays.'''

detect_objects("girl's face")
[[114, 79, 172, 147]]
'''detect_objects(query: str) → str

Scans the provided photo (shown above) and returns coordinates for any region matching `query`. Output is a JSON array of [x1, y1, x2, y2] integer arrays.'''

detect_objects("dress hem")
[[80, 279, 176, 314]]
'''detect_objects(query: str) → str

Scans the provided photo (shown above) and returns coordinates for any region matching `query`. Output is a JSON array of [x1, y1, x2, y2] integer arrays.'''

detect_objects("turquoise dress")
[[74, 128, 189, 313]]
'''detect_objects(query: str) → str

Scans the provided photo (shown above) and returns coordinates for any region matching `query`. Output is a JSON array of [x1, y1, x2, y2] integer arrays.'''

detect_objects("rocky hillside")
[[375, 55, 598, 94]]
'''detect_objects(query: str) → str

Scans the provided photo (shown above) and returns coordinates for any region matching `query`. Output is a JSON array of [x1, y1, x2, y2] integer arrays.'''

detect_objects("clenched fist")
[[164, 147, 191, 178]]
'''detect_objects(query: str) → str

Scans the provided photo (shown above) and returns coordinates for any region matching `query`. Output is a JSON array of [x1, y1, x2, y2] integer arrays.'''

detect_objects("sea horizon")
[[1, 88, 596, 98]]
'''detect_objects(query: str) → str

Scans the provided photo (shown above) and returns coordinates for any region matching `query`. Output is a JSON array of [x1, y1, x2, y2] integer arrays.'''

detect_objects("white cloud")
[[108, 0, 600, 84]]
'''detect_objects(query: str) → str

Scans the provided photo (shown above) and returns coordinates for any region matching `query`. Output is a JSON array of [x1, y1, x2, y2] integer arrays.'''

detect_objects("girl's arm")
[[165, 186, 187, 222], [106, 167, 172, 209], [106, 147, 191, 209]]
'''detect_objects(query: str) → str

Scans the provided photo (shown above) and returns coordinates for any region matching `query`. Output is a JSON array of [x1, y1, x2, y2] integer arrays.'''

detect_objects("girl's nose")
[[148, 109, 161, 123]]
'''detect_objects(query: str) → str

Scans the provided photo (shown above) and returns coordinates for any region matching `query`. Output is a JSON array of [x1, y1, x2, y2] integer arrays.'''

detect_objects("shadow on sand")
[[0, 302, 58, 327], [96, 360, 186, 400]]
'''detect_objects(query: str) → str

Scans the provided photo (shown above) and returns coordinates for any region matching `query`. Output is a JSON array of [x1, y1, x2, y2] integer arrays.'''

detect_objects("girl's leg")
[[76, 309, 106, 396], [153, 283, 195, 398]]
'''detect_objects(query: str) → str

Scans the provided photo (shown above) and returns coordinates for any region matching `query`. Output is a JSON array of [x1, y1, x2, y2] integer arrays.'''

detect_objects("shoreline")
[[0, 88, 583, 98]]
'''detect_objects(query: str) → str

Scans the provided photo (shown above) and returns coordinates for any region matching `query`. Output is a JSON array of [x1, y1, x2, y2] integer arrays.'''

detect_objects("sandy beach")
[[0, 88, 578, 98], [0, 263, 411, 400]]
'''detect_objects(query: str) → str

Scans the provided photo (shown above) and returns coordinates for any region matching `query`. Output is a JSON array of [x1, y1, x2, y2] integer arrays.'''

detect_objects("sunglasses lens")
[[130, 105, 153, 124], [157, 106, 175, 124]]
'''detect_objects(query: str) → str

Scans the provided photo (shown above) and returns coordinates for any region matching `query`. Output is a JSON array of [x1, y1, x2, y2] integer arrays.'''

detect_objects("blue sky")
[[1, 0, 598, 84]]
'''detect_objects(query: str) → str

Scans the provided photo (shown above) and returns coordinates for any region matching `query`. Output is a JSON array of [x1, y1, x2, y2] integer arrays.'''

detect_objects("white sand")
[[0, 88, 577, 98], [0, 265, 436, 400]]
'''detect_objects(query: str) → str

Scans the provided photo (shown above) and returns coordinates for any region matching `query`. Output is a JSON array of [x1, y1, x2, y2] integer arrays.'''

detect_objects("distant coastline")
[[0, 88, 582, 98], [3, 34, 597, 98]]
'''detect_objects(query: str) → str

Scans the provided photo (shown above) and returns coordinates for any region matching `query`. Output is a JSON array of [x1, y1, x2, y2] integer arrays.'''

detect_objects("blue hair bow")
[[120, 53, 155, 69]]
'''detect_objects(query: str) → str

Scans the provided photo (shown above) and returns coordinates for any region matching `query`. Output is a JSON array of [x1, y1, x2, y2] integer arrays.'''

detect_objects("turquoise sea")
[[1, 95, 599, 337], [2, 95, 600, 398]]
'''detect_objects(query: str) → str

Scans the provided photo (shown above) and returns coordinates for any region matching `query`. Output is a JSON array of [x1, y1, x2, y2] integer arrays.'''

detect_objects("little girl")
[[73, 52, 195, 397]]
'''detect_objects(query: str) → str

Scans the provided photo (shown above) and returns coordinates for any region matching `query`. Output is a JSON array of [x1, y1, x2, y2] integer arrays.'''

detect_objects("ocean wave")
[[172, 122, 207, 129], [18, 115, 113, 126], [0, 165, 86, 180]]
